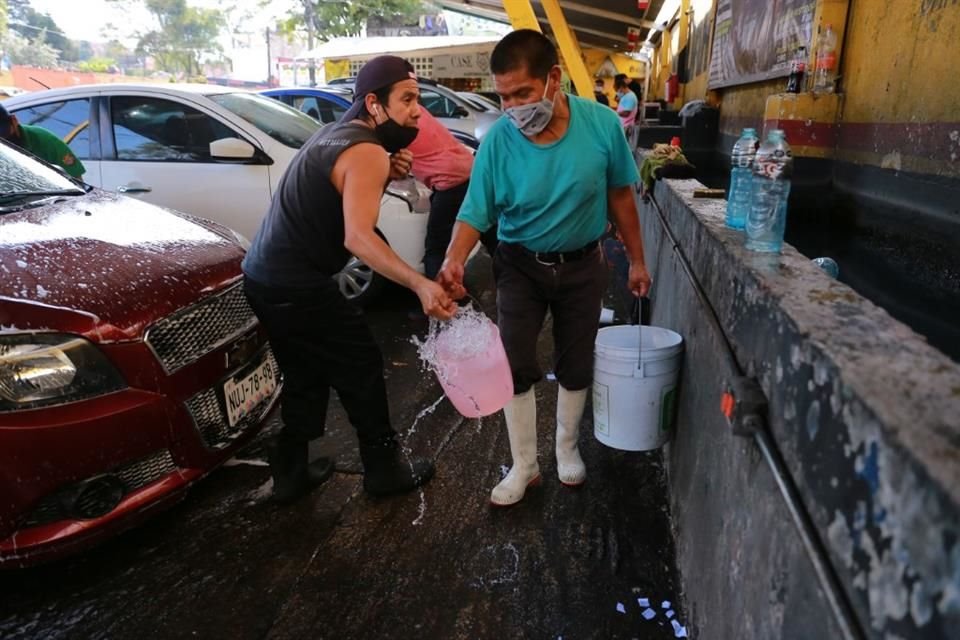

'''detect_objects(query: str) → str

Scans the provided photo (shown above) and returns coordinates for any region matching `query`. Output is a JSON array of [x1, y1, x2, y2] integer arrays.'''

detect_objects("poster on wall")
[[708, 0, 816, 89], [684, 0, 716, 82]]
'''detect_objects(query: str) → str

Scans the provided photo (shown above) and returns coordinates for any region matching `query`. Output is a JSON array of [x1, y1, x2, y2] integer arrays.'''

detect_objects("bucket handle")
[[636, 297, 643, 371]]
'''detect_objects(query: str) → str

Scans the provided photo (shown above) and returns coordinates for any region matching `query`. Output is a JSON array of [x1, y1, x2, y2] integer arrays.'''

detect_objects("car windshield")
[[208, 92, 320, 148], [0, 142, 85, 212]]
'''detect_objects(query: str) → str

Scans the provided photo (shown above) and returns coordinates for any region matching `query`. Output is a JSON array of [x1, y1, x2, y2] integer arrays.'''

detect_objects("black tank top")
[[242, 122, 382, 288]]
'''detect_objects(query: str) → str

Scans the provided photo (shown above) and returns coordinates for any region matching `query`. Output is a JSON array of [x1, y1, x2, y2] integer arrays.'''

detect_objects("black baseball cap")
[[342, 55, 418, 122]]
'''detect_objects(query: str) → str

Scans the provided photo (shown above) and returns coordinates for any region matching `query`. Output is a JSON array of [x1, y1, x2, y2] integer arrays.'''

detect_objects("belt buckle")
[[535, 251, 562, 266]]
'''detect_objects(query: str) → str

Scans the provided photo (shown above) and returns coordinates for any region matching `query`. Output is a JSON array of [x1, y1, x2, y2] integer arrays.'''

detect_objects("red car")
[[0, 140, 279, 567]]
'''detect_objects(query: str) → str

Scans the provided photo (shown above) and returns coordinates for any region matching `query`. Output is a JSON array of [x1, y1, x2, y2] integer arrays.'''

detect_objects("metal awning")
[[297, 35, 502, 61], [438, 0, 667, 53]]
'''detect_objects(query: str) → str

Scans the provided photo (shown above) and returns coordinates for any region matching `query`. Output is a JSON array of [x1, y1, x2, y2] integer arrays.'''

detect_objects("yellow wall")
[[834, 0, 960, 177], [840, 0, 957, 124], [646, 0, 960, 178], [717, 79, 782, 139], [644, 0, 714, 104]]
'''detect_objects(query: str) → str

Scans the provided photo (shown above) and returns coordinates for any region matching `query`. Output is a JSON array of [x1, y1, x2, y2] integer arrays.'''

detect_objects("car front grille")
[[114, 449, 178, 491], [185, 349, 279, 450], [145, 283, 257, 373], [21, 449, 178, 528]]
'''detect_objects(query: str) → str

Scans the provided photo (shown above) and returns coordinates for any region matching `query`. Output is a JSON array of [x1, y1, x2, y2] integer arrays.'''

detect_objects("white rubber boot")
[[490, 388, 540, 506], [556, 386, 588, 486]]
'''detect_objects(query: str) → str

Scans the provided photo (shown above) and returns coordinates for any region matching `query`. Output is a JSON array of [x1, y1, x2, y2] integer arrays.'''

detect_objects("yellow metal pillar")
[[540, 0, 594, 97], [677, 0, 690, 104], [501, 0, 540, 31]]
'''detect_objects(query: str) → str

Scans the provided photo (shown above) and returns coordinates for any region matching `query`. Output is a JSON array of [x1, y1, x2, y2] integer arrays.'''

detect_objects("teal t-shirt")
[[617, 91, 638, 114], [457, 94, 639, 253]]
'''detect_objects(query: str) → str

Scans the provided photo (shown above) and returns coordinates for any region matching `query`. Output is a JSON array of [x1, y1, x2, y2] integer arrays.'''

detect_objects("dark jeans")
[[493, 242, 608, 393], [423, 180, 499, 280], [243, 276, 396, 448]]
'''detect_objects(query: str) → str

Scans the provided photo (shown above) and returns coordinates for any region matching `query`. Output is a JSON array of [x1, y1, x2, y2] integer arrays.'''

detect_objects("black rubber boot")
[[269, 435, 335, 504], [360, 438, 435, 497]]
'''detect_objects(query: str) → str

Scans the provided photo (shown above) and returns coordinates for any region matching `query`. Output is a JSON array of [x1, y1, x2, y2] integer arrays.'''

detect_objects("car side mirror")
[[453, 106, 469, 118], [210, 137, 256, 159]]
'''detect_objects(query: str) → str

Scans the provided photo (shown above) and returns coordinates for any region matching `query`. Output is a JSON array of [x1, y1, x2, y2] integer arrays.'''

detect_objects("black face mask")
[[373, 105, 418, 153]]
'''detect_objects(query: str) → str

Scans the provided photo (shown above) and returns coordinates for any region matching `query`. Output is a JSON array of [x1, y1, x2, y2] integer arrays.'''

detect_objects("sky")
[[26, 0, 290, 44]]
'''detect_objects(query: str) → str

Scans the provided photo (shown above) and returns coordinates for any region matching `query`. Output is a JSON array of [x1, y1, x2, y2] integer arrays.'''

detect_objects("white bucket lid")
[[595, 325, 683, 362]]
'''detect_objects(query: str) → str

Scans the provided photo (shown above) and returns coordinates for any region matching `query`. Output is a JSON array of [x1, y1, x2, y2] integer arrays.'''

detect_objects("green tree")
[[0, 28, 59, 68], [77, 57, 119, 73], [106, 0, 226, 77], [7, 0, 80, 61], [276, 0, 421, 84], [280, 0, 422, 41]]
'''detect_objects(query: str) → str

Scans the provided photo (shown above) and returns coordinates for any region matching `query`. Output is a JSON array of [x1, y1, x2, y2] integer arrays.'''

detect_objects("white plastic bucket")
[[593, 324, 684, 451]]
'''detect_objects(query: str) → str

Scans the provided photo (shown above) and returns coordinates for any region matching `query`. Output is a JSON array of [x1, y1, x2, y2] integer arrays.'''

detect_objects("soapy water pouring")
[[412, 300, 511, 417], [404, 395, 444, 526]]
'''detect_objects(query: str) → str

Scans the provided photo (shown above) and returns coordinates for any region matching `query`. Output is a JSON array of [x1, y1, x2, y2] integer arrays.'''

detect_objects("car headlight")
[[0, 333, 127, 411]]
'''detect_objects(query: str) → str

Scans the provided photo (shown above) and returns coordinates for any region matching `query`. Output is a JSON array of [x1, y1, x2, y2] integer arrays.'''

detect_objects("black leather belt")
[[527, 239, 600, 265]]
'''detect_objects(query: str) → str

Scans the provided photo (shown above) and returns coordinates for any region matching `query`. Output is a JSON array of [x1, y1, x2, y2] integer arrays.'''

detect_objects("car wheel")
[[337, 255, 386, 305]]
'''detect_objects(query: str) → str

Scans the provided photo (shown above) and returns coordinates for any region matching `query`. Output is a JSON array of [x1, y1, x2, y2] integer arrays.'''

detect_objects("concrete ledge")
[[637, 170, 960, 639]]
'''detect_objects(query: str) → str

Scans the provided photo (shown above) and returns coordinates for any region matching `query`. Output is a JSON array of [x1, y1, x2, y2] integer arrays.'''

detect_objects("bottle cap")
[[670, 136, 681, 147]]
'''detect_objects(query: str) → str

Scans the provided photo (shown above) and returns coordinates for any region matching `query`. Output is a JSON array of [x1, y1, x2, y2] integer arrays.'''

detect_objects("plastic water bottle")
[[746, 130, 793, 253], [813, 25, 838, 93], [812, 257, 839, 278], [725, 128, 759, 229]]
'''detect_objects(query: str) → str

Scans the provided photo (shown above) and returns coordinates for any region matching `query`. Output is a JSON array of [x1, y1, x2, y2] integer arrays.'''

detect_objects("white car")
[[456, 91, 501, 114], [326, 78, 499, 141], [2, 83, 429, 303]]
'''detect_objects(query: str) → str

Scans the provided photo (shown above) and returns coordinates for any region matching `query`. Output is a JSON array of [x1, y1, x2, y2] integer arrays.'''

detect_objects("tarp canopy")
[[437, 0, 665, 53]]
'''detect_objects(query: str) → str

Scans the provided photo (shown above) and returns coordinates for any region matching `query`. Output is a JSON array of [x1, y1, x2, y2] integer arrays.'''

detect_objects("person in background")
[[0, 104, 85, 178], [407, 109, 496, 282], [594, 78, 610, 107], [438, 30, 651, 507], [614, 74, 639, 130], [615, 73, 643, 104], [628, 77, 644, 104], [242, 56, 454, 504]]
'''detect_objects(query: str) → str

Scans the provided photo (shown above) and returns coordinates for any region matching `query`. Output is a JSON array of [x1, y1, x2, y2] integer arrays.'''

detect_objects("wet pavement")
[[0, 254, 683, 640]]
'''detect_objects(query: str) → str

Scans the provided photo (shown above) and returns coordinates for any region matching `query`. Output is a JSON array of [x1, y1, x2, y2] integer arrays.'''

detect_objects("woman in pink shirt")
[[407, 109, 496, 279]]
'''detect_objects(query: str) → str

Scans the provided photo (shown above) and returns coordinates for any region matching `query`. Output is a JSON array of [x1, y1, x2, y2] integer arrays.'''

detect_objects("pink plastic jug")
[[434, 320, 514, 417]]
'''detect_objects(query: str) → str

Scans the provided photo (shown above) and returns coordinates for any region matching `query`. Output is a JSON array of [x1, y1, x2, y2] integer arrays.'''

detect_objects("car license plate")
[[223, 359, 276, 428]]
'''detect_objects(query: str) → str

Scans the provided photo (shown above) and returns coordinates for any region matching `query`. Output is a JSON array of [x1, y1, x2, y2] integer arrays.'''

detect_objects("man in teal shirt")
[[0, 105, 85, 178], [439, 30, 652, 506]]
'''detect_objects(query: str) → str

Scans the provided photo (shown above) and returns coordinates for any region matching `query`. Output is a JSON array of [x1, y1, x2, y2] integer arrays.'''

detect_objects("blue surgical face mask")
[[504, 78, 556, 138]]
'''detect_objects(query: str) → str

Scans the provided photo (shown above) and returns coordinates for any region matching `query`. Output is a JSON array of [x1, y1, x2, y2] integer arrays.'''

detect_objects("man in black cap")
[[242, 55, 456, 502]]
